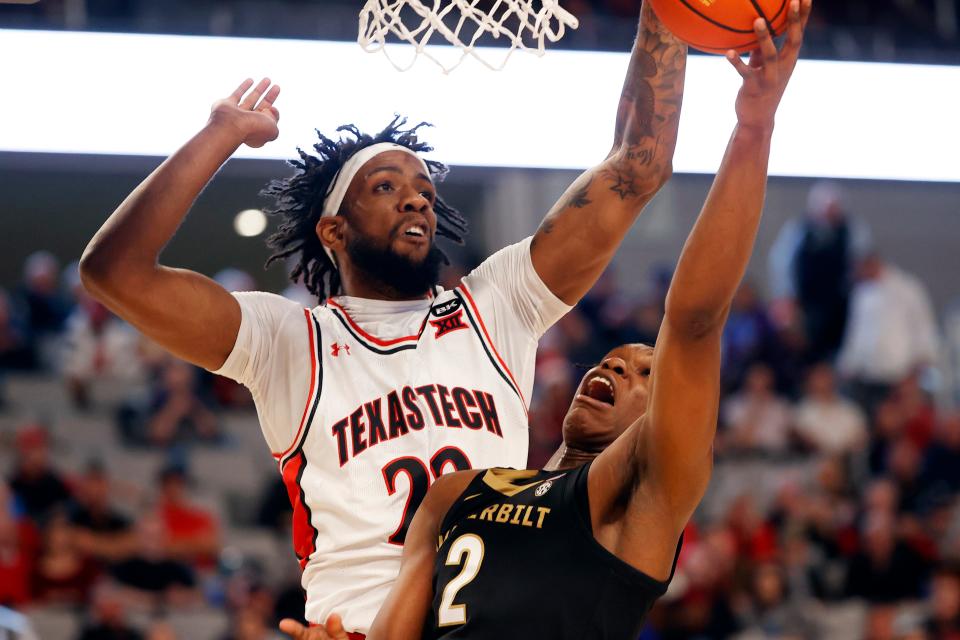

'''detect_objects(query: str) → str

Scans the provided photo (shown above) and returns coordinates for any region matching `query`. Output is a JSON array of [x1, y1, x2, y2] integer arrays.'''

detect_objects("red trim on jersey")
[[274, 309, 319, 461], [281, 451, 318, 570], [326, 298, 427, 347], [458, 283, 527, 411]]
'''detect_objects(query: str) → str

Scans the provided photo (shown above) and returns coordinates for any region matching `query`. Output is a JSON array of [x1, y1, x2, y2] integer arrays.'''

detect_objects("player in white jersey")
[[79, 5, 687, 634]]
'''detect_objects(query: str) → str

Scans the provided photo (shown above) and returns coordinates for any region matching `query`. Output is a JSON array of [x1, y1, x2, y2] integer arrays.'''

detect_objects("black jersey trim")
[[453, 289, 525, 408], [328, 307, 421, 355], [571, 461, 684, 595], [278, 319, 324, 568], [277, 312, 324, 465]]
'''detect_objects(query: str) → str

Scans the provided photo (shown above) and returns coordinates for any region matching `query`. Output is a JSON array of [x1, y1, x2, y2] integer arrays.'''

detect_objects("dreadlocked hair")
[[262, 116, 468, 301]]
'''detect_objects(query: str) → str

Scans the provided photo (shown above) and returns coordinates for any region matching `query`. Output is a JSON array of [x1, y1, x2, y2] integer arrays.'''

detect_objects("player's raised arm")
[[365, 472, 476, 640], [79, 79, 281, 371], [590, 0, 812, 579], [530, 1, 686, 305]]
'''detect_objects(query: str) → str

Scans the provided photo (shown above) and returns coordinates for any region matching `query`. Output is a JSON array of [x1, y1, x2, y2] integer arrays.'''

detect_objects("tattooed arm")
[[530, 1, 686, 305]]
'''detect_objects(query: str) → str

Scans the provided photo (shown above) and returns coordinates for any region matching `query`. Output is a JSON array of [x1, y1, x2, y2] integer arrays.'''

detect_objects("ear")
[[317, 217, 346, 255]]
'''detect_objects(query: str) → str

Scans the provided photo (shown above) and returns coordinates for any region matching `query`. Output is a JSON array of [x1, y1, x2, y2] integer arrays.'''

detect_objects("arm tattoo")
[[561, 178, 593, 210], [605, 1, 687, 201]]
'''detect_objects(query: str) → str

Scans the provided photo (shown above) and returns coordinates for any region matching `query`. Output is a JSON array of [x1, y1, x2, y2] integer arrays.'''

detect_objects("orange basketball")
[[649, 0, 790, 54]]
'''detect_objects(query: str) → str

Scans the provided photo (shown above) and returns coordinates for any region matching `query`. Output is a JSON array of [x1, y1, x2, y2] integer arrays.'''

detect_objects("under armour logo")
[[430, 309, 468, 339], [331, 343, 351, 357]]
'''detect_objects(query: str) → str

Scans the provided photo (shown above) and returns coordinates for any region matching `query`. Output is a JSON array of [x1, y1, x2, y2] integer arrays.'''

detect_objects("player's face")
[[342, 151, 438, 262], [563, 344, 654, 450]]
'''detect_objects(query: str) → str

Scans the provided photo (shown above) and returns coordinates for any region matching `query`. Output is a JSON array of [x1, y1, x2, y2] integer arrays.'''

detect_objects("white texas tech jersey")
[[212, 238, 570, 632]]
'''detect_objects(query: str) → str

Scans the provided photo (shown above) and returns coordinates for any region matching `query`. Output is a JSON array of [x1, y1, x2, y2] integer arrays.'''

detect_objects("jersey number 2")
[[438, 534, 485, 627], [381, 447, 472, 545]]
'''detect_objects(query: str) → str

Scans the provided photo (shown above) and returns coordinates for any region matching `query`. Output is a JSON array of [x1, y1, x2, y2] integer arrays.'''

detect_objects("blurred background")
[[2, 1, 960, 639]]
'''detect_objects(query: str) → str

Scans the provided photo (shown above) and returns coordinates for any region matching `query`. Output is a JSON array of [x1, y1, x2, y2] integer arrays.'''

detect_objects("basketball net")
[[358, 1, 579, 73]]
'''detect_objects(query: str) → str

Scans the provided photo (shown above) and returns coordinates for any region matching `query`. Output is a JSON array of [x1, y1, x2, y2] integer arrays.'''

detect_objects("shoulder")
[[429, 470, 483, 509], [421, 470, 484, 528], [234, 290, 307, 316]]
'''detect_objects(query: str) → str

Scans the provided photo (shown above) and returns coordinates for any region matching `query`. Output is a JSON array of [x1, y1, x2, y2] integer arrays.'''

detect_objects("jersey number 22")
[[381, 447, 471, 544]]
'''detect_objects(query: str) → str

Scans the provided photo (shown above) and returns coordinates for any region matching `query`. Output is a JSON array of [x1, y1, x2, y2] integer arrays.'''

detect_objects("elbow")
[[79, 242, 138, 300], [663, 300, 727, 340], [607, 151, 673, 198]]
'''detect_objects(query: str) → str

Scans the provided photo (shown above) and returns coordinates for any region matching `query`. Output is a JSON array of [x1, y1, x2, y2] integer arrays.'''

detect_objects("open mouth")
[[582, 375, 615, 406], [402, 223, 427, 238]]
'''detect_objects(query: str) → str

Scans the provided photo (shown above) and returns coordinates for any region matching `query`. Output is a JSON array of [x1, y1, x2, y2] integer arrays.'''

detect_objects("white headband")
[[320, 142, 430, 269]]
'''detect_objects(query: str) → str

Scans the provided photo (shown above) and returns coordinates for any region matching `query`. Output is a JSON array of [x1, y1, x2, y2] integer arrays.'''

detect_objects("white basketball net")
[[358, 1, 579, 73]]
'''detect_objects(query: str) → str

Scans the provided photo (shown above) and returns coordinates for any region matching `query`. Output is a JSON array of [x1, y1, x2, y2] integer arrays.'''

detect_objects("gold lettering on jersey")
[[468, 503, 551, 529], [535, 507, 550, 528], [478, 504, 499, 522]]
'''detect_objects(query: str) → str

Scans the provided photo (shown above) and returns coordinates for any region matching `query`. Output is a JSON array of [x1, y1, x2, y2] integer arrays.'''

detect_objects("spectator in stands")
[[921, 413, 960, 504], [721, 282, 780, 393], [893, 371, 937, 451], [33, 513, 99, 604], [793, 362, 867, 456], [8, 424, 71, 525], [886, 438, 925, 514], [110, 514, 198, 609], [0, 287, 35, 374], [768, 181, 871, 360], [68, 462, 137, 564], [155, 464, 220, 567], [62, 293, 145, 409], [926, 568, 960, 639], [255, 476, 291, 536], [721, 363, 795, 456], [0, 482, 37, 608], [845, 511, 929, 603], [838, 253, 940, 414], [17, 250, 71, 342], [145, 358, 220, 446], [736, 562, 820, 639], [869, 398, 908, 476], [77, 580, 145, 640]]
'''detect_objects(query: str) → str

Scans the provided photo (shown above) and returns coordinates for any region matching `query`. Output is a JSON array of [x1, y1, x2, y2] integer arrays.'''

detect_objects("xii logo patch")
[[430, 309, 468, 339]]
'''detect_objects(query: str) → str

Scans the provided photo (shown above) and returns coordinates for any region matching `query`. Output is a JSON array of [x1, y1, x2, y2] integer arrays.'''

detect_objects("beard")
[[345, 232, 444, 298]]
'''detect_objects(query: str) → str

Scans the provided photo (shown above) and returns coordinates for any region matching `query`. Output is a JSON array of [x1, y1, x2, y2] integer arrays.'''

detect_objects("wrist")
[[735, 119, 776, 139], [202, 115, 248, 147]]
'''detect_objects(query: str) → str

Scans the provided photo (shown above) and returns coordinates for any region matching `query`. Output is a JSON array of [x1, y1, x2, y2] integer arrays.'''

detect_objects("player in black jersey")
[[281, 1, 812, 639]]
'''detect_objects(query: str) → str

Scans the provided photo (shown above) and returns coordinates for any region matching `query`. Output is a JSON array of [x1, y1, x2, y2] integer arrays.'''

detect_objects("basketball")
[[649, 0, 791, 54]]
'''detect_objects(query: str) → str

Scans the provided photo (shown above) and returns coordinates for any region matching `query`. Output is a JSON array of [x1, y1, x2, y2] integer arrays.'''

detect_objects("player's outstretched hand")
[[279, 614, 350, 640], [208, 78, 281, 148], [725, 0, 811, 130]]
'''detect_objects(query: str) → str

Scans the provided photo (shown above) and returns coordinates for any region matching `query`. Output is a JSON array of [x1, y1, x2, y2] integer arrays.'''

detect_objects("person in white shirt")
[[78, 5, 688, 634], [838, 253, 940, 411], [793, 362, 867, 456]]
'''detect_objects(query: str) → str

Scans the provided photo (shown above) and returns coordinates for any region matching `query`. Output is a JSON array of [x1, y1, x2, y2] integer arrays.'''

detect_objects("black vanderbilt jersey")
[[425, 462, 682, 639]]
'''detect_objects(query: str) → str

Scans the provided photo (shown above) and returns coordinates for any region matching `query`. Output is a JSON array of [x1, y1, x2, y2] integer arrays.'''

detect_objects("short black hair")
[[263, 117, 468, 301]]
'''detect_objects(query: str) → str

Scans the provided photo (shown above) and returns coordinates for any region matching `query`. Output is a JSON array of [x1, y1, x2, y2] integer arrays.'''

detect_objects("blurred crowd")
[[1, 180, 960, 638], [1, 0, 958, 63]]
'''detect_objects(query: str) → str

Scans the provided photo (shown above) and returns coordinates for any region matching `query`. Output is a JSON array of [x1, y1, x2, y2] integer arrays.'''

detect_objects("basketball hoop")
[[358, 1, 580, 74]]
